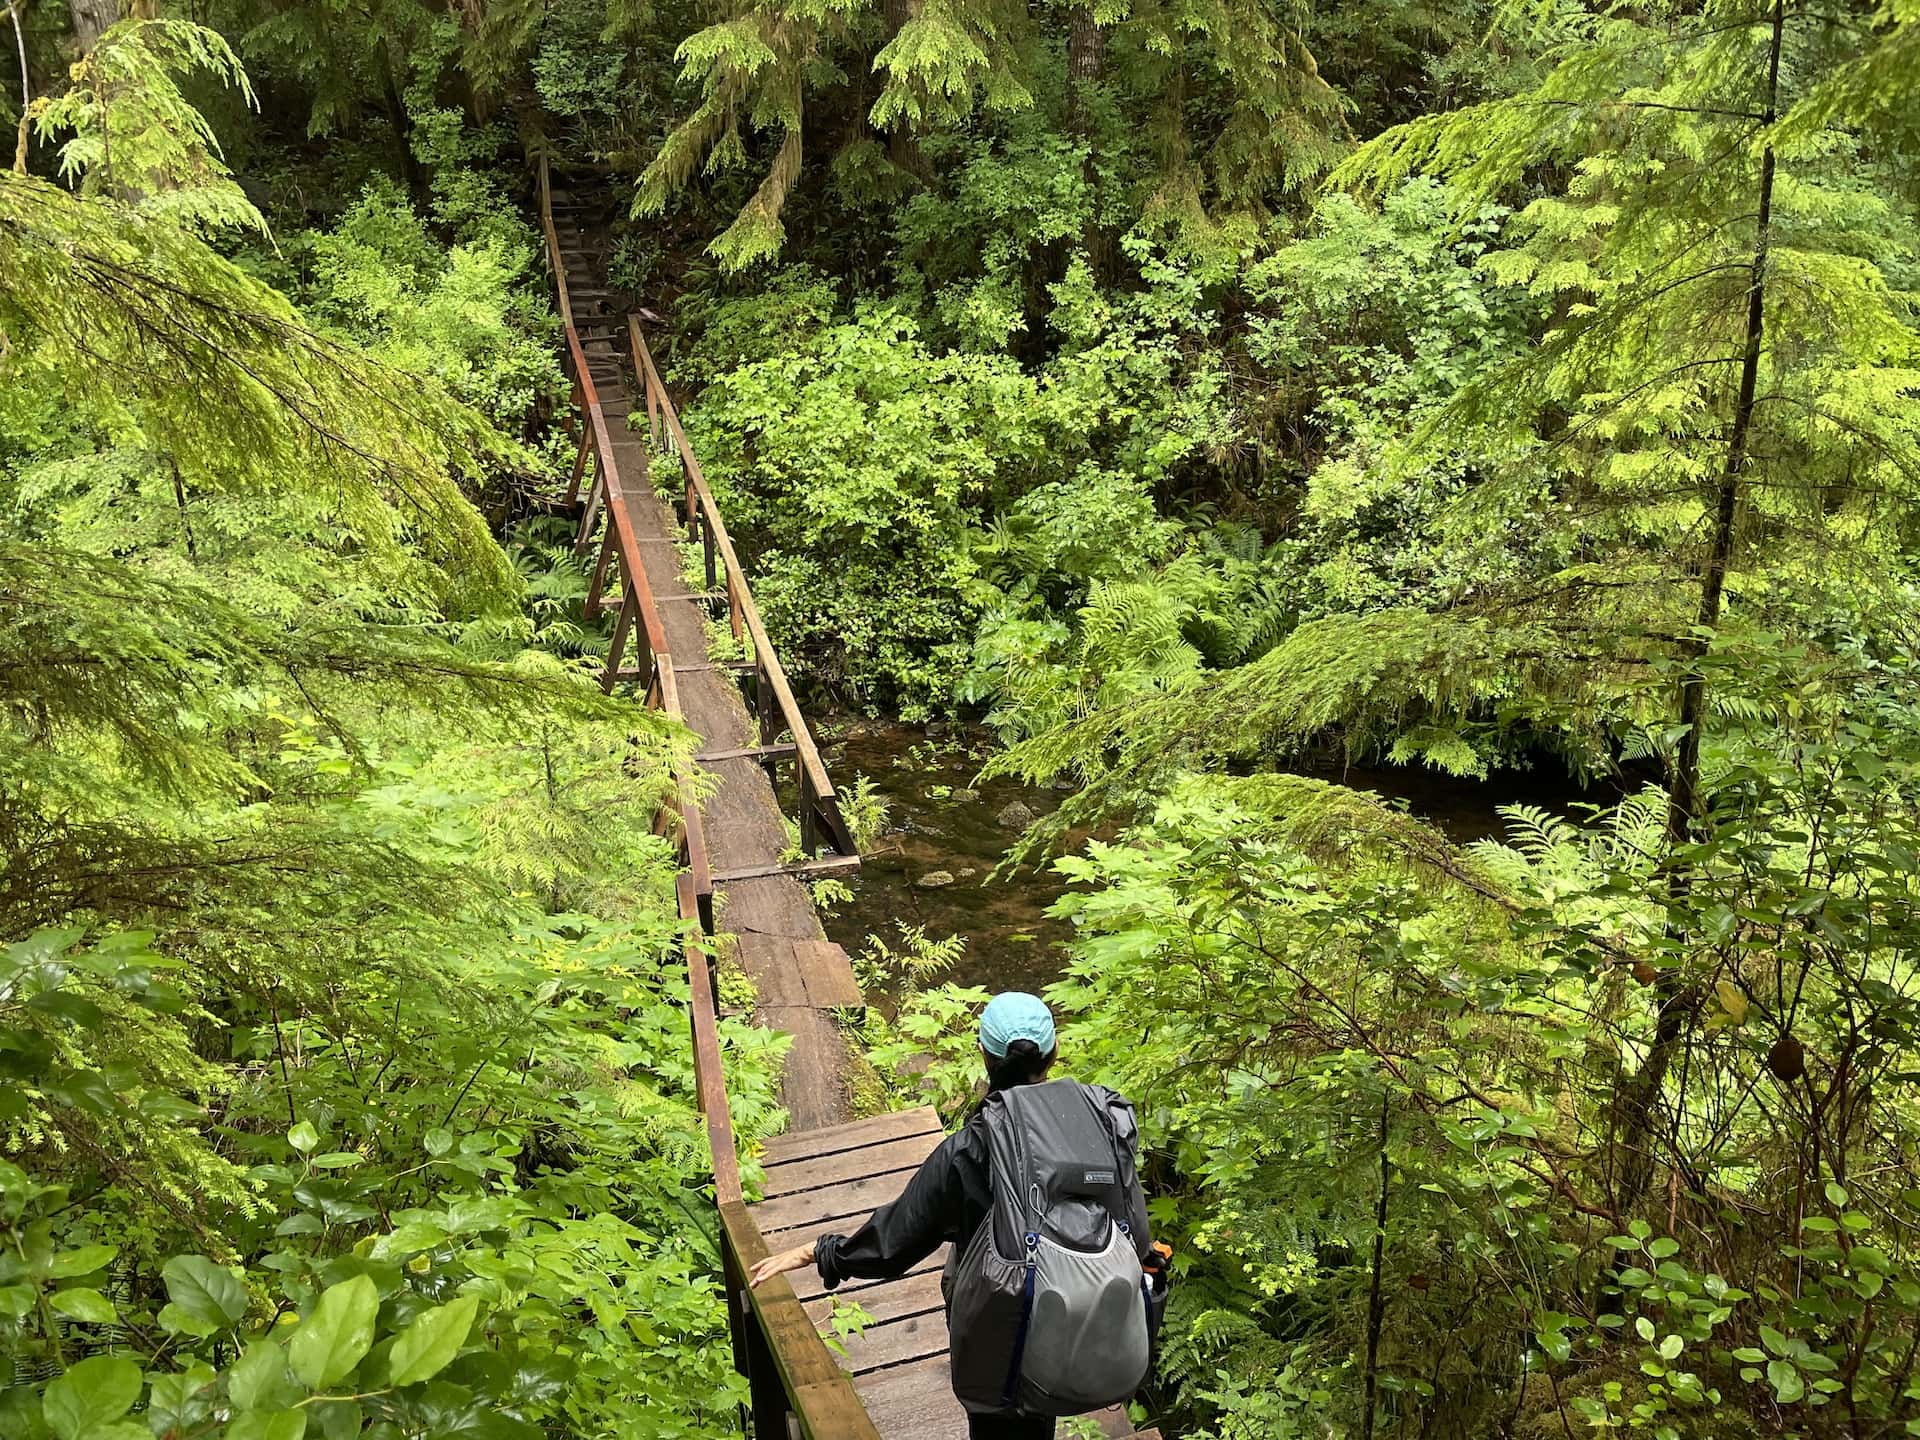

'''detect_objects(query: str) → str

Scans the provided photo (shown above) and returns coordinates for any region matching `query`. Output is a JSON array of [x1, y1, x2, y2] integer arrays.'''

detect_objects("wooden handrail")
[[627, 318, 856, 857], [719, 1201, 885, 1440], [537, 157, 669, 672], [678, 873, 740, 1206], [534, 150, 575, 327]]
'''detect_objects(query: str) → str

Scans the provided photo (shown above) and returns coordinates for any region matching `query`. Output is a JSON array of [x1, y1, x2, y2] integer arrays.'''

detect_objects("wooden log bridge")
[[535, 156, 1159, 1440]]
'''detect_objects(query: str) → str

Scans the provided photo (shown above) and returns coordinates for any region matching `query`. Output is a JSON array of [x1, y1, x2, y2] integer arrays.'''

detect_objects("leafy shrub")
[[300, 179, 566, 446], [683, 302, 1059, 714]]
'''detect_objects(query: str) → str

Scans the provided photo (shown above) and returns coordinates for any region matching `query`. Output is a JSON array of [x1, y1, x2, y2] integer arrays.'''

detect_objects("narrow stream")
[[818, 722, 1619, 999], [820, 722, 1076, 996]]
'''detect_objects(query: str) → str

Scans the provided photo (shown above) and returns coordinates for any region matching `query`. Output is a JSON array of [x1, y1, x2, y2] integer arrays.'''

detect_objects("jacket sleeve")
[[813, 1135, 964, 1289], [1095, 1086, 1154, 1255]]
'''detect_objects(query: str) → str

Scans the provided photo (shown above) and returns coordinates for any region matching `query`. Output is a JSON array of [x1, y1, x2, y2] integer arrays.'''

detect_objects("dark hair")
[[985, 1037, 1056, 1094]]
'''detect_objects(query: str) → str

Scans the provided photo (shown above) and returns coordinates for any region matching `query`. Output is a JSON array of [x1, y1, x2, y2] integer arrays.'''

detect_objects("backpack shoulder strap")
[[1081, 1084, 1152, 1255], [1085, 1085, 1139, 1151]]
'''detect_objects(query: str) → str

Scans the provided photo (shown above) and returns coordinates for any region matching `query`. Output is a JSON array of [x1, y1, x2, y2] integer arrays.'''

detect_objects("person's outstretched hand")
[[749, 1242, 816, 1288]]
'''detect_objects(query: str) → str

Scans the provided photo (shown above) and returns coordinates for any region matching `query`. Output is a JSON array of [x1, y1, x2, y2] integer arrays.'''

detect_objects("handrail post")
[[565, 426, 590, 509], [575, 441, 604, 556], [742, 1293, 794, 1440], [719, 1238, 760, 1436], [584, 528, 615, 620], [601, 585, 632, 692], [800, 768, 819, 858], [635, 603, 654, 695], [755, 658, 777, 747]]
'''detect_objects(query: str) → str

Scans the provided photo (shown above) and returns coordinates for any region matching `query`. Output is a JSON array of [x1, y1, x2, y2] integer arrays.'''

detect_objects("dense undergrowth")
[[0, 23, 787, 1437], [4, 0, 1920, 1437]]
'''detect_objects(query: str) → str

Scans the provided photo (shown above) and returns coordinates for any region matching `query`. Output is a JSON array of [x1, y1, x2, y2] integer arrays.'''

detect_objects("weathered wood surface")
[[750, 1109, 1163, 1439], [738, 934, 865, 1010]]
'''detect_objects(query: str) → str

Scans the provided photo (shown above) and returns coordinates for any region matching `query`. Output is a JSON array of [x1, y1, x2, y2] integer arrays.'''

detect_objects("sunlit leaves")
[[0, 173, 518, 614], [33, 21, 265, 234], [387, 1293, 479, 1385], [288, 1276, 379, 1387]]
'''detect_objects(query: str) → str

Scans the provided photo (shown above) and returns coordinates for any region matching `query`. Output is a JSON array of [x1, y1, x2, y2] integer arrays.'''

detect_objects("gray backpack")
[[947, 1080, 1153, 1416]]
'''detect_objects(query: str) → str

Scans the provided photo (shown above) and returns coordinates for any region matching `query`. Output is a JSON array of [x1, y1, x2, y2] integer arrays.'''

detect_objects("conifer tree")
[[636, 0, 1345, 268], [1330, 0, 1920, 1206], [34, 19, 266, 231]]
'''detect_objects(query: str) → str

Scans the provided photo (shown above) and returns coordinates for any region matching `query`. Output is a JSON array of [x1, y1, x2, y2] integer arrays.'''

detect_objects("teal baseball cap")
[[979, 992, 1056, 1060]]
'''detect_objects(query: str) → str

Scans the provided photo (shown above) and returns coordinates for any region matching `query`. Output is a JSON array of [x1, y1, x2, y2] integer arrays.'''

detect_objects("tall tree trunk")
[[10, 0, 30, 172], [66, 0, 115, 54], [381, 44, 430, 210], [1067, 4, 1107, 275], [1361, 1094, 1392, 1440], [1067, 4, 1103, 133], [1612, 0, 1785, 1214]]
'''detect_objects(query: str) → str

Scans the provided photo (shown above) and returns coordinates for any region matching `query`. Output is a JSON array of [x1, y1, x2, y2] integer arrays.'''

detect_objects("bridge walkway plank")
[[553, 204, 854, 1132], [749, 1110, 1161, 1440]]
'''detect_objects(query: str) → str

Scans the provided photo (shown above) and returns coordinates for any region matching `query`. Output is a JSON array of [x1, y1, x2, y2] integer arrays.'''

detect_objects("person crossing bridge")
[[751, 993, 1170, 1440]]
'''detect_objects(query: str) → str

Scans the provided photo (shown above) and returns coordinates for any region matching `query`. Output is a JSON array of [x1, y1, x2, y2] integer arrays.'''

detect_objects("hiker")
[[749, 992, 1169, 1439]]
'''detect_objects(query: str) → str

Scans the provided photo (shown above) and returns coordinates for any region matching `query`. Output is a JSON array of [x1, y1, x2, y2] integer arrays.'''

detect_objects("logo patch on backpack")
[[1083, 1169, 1115, 1185]]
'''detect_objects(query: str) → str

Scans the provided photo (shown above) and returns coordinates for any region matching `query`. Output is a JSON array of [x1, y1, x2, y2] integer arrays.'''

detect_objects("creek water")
[[817, 721, 1613, 998]]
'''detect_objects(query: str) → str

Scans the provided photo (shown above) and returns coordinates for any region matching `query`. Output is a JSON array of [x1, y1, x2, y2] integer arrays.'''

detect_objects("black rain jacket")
[[811, 1084, 1151, 1292]]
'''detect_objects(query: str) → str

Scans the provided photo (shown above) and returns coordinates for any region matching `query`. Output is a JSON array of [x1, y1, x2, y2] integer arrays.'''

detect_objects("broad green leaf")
[[49, 1287, 117, 1323], [43, 1355, 141, 1440], [287, 1122, 319, 1153], [146, 1365, 217, 1438], [162, 1256, 249, 1329], [1768, 1359, 1804, 1404], [288, 1274, 379, 1388], [49, 1245, 116, 1278], [1657, 1334, 1683, 1361], [369, 1223, 446, 1262], [226, 1410, 308, 1440], [310, 1398, 362, 1440], [228, 1340, 302, 1413], [388, 1293, 478, 1386], [159, 1302, 218, 1338]]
